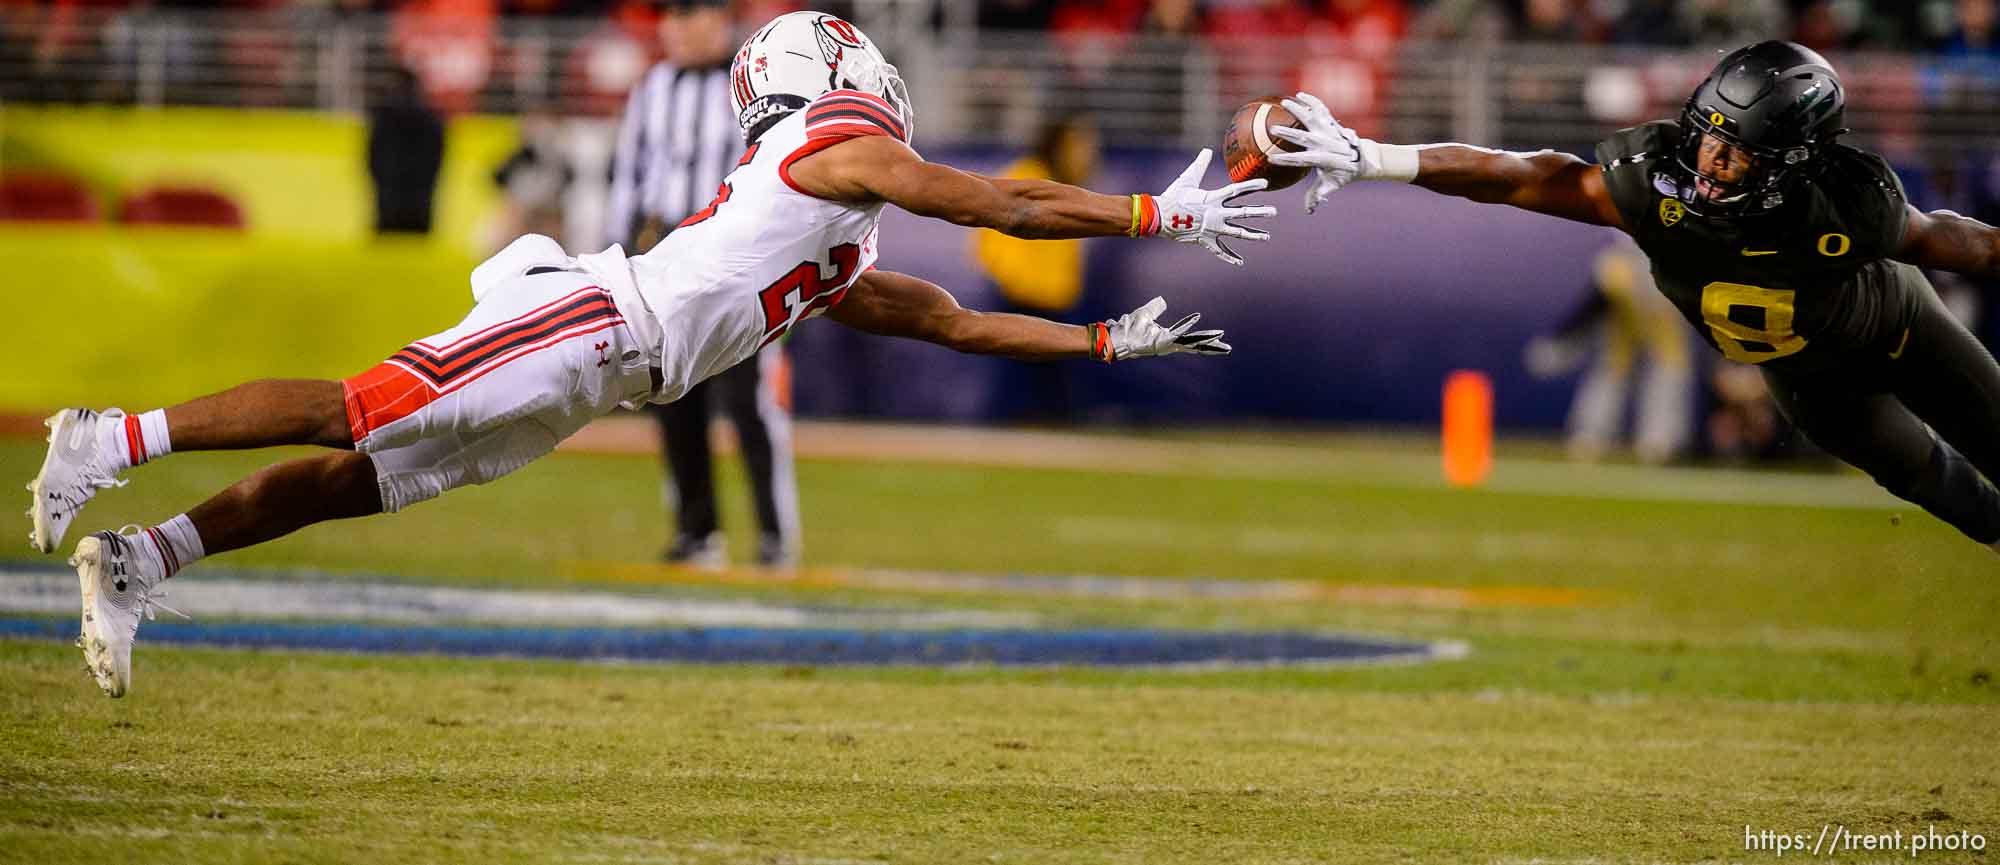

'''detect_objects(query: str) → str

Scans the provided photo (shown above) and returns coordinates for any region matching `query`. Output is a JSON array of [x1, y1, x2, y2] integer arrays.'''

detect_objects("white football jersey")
[[576, 88, 908, 404]]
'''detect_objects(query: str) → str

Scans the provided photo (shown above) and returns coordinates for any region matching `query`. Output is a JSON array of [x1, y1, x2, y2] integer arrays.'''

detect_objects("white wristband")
[[1357, 140, 1421, 183]]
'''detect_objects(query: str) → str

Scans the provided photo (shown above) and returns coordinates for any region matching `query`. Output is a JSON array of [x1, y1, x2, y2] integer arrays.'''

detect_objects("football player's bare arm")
[[1896, 205, 2000, 278], [829, 269, 1088, 360], [1267, 91, 1622, 228], [787, 136, 1131, 239], [790, 137, 1275, 265], [829, 270, 1232, 362], [1409, 148, 1625, 228]]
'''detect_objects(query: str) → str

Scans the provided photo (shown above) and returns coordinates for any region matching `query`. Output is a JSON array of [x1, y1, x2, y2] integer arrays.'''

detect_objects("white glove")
[[1267, 91, 1406, 214], [1089, 297, 1231, 361], [1148, 149, 1276, 267]]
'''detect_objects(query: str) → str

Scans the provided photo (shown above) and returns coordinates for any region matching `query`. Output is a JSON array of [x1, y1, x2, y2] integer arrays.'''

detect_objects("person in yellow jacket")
[[1524, 234, 1694, 464], [973, 117, 1102, 421]]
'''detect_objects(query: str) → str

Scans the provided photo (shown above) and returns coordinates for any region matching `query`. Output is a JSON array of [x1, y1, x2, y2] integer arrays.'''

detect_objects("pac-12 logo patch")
[[1658, 198, 1684, 227]]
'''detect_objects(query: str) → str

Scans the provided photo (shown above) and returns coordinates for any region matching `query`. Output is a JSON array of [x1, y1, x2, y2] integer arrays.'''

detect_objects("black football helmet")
[[1669, 40, 1847, 218]]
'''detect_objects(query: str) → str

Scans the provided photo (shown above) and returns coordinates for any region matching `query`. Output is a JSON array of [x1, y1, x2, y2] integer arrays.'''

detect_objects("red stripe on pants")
[[341, 363, 437, 445]]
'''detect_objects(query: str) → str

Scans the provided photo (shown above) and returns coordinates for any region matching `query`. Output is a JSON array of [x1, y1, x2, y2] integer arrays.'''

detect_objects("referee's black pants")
[[1763, 276, 2000, 545], [652, 348, 795, 549]]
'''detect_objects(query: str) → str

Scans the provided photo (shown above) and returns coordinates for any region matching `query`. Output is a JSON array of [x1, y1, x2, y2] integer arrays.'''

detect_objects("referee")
[[606, 0, 799, 569]]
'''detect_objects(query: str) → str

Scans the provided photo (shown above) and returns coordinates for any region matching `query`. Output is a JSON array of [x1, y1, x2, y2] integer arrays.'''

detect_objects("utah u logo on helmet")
[[729, 12, 914, 145]]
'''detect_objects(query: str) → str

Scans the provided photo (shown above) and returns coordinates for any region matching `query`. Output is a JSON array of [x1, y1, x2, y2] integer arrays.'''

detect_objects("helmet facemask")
[[839, 56, 915, 144], [1671, 116, 1808, 218]]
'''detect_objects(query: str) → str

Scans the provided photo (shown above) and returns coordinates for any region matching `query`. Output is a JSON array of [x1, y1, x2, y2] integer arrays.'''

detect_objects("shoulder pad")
[[1814, 145, 1910, 257], [1595, 120, 1678, 169], [802, 89, 909, 143]]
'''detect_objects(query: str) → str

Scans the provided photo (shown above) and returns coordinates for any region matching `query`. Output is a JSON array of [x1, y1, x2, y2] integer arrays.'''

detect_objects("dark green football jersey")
[[1595, 120, 1925, 372]]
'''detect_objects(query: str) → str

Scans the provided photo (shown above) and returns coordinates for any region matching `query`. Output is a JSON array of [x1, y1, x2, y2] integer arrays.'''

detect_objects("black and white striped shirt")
[[604, 60, 743, 249]]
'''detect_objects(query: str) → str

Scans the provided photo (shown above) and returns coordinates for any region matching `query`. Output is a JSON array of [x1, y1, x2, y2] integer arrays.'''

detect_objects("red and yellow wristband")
[[1087, 322, 1114, 363], [1126, 194, 1160, 238]]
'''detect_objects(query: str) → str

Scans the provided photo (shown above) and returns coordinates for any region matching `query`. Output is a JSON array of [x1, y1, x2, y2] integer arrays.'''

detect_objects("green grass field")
[[3, 431, 1997, 863]]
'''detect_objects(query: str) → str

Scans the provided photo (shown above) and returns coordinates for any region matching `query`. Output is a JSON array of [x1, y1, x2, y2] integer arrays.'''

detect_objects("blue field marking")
[[0, 617, 1442, 667]]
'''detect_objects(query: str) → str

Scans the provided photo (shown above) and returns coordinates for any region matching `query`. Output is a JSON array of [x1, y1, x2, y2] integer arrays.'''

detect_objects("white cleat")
[[28, 409, 127, 554], [71, 527, 183, 698]]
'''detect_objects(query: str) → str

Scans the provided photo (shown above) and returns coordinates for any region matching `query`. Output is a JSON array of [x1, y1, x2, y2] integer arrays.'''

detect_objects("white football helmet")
[[729, 11, 913, 144]]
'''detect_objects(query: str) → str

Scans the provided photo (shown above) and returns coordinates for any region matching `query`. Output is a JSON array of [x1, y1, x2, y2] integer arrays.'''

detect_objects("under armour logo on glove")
[[594, 341, 611, 367], [1146, 148, 1276, 267]]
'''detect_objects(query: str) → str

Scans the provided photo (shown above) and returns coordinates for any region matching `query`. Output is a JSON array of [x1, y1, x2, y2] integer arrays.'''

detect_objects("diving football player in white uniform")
[[26, 11, 1274, 697]]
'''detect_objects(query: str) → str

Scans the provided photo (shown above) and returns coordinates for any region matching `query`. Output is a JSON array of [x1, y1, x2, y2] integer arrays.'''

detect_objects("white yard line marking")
[[570, 560, 1599, 609]]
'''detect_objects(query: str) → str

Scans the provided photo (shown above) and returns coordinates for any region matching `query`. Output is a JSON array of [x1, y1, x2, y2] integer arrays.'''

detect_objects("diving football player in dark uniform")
[[1270, 41, 2000, 551]]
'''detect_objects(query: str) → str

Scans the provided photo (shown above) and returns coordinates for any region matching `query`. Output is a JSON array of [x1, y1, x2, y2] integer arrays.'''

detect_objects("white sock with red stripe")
[[141, 514, 205, 580], [102, 409, 172, 472]]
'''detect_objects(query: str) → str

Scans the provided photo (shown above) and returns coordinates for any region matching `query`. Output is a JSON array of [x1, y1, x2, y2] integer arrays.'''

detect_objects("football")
[[1223, 96, 1311, 191]]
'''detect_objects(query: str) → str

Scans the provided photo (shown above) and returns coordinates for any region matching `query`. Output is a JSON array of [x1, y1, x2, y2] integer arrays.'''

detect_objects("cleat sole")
[[27, 410, 71, 554], [71, 534, 131, 698]]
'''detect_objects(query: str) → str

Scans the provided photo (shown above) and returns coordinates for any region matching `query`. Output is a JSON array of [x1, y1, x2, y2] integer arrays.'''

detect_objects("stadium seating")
[[117, 185, 246, 229], [0, 171, 99, 223]]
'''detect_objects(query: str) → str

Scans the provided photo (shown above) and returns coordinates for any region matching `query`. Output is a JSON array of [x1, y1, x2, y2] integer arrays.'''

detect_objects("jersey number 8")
[[1700, 281, 1808, 364]]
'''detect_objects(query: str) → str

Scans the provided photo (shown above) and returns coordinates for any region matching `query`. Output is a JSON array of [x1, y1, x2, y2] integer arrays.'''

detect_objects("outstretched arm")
[[1400, 147, 1624, 227], [787, 137, 1274, 265], [1896, 206, 2000, 278], [1267, 92, 1624, 228], [826, 269, 1230, 362]]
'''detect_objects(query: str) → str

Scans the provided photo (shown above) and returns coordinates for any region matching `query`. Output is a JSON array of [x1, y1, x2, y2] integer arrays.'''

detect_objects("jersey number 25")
[[759, 243, 860, 347]]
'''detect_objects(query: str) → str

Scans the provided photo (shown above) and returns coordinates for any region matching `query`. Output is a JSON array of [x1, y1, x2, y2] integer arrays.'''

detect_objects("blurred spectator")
[[560, 0, 660, 116], [1680, 0, 1786, 46], [1204, 0, 1316, 39], [1792, 0, 1910, 49], [1935, 0, 2000, 59], [1204, 0, 1318, 109], [391, 0, 497, 114], [1301, 0, 1407, 138], [1523, 235, 1693, 464], [490, 113, 574, 245], [737, 0, 804, 27], [1508, 0, 1603, 43], [366, 65, 446, 235], [981, 0, 1056, 30], [1408, 0, 1507, 42], [972, 116, 1102, 422], [1052, 0, 1195, 141], [562, 0, 661, 116], [1610, 0, 1693, 45], [1918, 0, 2000, 146]]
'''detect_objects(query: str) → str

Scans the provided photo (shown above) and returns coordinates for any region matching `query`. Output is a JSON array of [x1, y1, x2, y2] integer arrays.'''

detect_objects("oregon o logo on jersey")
[[1818, 233, 1851, 256], [1659, 198, 1684, 227]]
